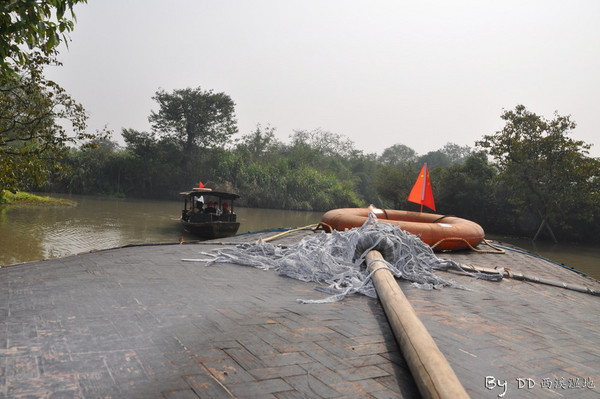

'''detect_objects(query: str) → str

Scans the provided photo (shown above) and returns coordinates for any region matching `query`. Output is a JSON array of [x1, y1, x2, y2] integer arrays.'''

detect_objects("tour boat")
[[180, 188, 240, 239]]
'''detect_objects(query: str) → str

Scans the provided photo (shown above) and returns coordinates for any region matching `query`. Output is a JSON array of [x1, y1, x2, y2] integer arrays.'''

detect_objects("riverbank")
[[0, 190, 76, 206], [1, 229, 598, 398]]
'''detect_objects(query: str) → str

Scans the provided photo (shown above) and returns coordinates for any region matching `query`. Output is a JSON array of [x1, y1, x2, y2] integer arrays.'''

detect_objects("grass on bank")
[[0, 190, 77, 206]]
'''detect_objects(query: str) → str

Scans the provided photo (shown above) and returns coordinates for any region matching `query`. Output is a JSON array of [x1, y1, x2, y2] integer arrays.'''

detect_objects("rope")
[[430, 237, 505, 254], [256, 224, 318, 244], [456, 264, 600, 296], [314, 222, 333, 233], [431, 214, 453, 223], [481, 239, 506, 253]]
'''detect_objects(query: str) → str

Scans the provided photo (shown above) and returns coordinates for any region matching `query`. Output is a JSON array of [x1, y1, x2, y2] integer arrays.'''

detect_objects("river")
[[1, 194, 598, 280]]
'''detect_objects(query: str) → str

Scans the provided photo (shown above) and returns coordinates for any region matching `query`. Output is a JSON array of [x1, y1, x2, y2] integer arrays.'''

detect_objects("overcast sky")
[[46, 0, 600, 157]]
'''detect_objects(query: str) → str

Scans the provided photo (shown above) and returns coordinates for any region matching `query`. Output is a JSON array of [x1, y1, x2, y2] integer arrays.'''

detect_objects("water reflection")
[[488, 235, 600, 279], [0, 205, 47, 264], [0, 194, 322, 267], [236, 207, 323, 234]]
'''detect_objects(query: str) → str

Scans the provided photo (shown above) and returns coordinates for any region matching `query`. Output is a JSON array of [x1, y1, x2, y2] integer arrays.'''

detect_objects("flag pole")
[[419, 163, 428, 213]]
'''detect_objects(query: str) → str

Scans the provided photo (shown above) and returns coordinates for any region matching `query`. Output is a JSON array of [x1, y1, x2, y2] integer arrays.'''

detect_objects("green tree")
[[0, 54, 99, 193], [121, 128, 184, 197], [285, 128, 359, 182], [378, 144, 417, 167], [235, 124, 280, 160], [348, 152, 380, 205], [210, 127, 365, 210], [0, 0, 87, 80], [290, 128, 356, 158], [372, 164, 416, 209], [417, 150, 451, 169], [149, 87, 237, 156], [440, 142, 472, 164], [435, 151, 496, 223], [477, 105, 600, 241], [63, 138, 130, 196]]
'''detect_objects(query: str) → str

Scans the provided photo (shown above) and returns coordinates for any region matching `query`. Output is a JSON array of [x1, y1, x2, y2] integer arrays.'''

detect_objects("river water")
[[1, 194, 598, 279]]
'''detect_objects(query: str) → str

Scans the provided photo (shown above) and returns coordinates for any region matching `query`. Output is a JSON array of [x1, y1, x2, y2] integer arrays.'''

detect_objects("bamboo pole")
[[366, 250, 470, 399]]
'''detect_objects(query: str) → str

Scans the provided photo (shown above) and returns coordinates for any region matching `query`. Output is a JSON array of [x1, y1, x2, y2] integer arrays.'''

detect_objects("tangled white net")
[[184, 213, 500, 303]]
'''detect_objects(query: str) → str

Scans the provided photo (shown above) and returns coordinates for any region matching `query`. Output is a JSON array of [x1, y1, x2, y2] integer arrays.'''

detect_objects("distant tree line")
[[4, 81, 599, 243], [27, 87, 597, 244]]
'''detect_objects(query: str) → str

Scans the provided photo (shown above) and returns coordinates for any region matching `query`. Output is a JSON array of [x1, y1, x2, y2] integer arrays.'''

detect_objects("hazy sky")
[[47, 0, 600, 157]]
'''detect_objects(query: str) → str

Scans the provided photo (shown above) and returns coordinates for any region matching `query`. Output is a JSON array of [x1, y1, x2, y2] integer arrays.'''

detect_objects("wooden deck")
[[1, 230, 599, 398]]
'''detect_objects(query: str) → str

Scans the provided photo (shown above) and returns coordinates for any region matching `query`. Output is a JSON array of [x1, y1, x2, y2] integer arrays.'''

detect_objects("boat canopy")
[[179, 190, 240, 201]]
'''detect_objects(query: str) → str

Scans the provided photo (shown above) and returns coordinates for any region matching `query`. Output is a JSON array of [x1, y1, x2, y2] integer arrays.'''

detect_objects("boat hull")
[[181, 219, 240, 239], [321, 207, 484, 251]]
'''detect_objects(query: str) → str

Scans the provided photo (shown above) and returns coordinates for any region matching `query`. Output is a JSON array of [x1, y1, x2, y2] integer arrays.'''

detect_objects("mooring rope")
[[430, 237, 505, 254]]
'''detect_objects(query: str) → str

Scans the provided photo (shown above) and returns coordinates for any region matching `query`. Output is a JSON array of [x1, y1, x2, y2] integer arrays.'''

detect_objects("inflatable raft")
[[321, 206, 485, 251]]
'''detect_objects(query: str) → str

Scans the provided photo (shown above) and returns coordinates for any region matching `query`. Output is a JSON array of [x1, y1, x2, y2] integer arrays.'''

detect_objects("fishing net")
[[184, 213, 501, 303]]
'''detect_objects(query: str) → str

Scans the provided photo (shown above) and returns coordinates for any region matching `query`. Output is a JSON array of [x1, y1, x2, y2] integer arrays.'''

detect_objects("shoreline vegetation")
[[0, 190, 76, 206], [3, 88, 599, 244]]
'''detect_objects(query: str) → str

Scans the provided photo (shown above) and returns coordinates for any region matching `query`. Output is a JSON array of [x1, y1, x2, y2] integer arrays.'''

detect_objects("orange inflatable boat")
[[320, 206, 485, 251]]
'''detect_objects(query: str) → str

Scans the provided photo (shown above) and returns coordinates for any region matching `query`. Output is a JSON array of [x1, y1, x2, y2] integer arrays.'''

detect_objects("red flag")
[[198, 181, 205, 189], [408, 163, 435, 212]]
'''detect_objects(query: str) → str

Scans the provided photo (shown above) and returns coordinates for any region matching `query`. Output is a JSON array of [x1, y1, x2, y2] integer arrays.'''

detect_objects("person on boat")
[[221, 202, 231, 215], [192, 199, 204, 213], [204, 201, 217, 213]]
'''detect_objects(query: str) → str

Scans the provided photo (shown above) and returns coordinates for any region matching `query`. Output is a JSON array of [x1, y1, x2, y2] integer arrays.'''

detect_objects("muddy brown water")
[[1, 194, 598, 280]]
